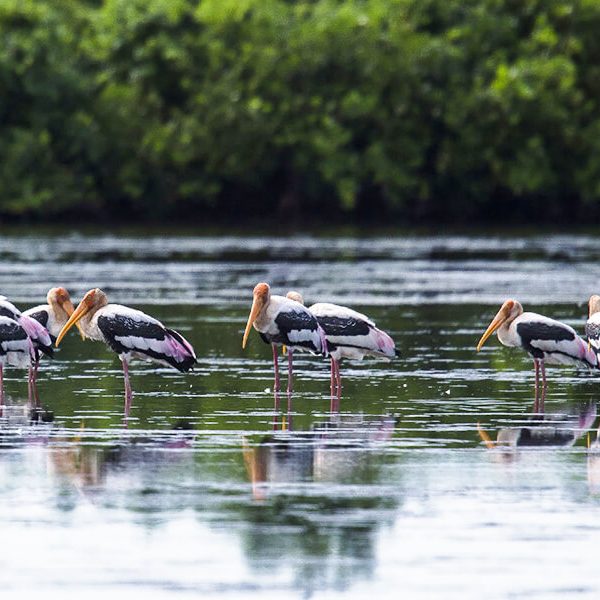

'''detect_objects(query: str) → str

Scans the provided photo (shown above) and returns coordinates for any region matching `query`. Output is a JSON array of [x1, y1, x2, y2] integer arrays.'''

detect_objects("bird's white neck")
[[496, 320, 520, 348], [79, 309, 104, 341]]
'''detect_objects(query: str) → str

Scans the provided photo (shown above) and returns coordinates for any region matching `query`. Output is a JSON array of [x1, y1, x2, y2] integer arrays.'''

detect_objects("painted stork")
[[0, 295, 53, 403], [286, 292, 396, 407], [55, 288, 197, 417], [23, 287, 81, 402], [0, 316, 35, 405], [242, 283, 327, 397], [23, 287, 78, 342], [476, 299, 596, 411]]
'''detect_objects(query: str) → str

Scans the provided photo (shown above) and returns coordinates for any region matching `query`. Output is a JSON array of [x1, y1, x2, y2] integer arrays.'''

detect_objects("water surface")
[[1, 231, 600, 598]]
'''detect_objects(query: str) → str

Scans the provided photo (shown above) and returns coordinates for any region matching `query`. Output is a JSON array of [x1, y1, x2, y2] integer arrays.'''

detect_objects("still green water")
[[1, 232, 600, 598]]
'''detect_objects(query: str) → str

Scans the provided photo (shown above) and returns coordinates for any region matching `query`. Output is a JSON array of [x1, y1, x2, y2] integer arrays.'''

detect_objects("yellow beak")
[[62, 299, 86, 340], [56, 301, 91, 347], [242, 295, 264, 349], [477, 422, 495, 449], [476, 309, 508, 352]]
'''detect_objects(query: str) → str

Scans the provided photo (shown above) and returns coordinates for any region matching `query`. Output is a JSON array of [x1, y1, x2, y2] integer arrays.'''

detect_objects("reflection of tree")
[[240, 415, 398, 594]]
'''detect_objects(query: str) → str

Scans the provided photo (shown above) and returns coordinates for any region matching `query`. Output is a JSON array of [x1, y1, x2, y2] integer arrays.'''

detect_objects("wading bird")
[[476, 299, 596, 412], [0, 295, 53, 403], [23, 287, 81, 401], [286, 292, 396, 408], [242, 283, 327, 397], [0, 316, 34, 405], [55, 288, 197, 417], [24, 287, 78, 342]]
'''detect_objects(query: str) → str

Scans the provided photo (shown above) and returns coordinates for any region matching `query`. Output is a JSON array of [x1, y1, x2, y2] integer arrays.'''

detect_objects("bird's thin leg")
[[533, 359, 540, 414], [330, 358, 336, 399], [33, 361, 40, 407], [272, 344, 280, 394], [121, 357, 133, 418], [0, 363, 4, 407], [336, 360, 342, 403], [287, 349, 293, 411], [330, 358, 337, 413], [330, 359, 341, 412], [272, 387, 280, 431], [540, 359, 547, 414], [27, 365, 34, 406]]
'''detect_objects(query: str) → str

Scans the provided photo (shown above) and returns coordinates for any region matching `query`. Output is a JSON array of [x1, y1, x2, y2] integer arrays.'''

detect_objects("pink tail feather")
[[164, 328, 197, 370], [19, 315, 52, 348], [373, 328, 396, 359]]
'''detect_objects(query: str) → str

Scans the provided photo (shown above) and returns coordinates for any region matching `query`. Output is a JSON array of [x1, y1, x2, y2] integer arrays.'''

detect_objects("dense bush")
[[0, 0, 599, 223]]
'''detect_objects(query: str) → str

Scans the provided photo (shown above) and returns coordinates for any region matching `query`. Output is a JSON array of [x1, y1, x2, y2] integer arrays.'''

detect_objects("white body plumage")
[[496, 311, 596, 367], [78, 303, 196, 369], [308, 302, 395, 362], [253, 295, 326, 354]]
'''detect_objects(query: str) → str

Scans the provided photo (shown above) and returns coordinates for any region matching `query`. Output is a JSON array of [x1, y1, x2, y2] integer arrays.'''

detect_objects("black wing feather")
[[27, 310, 49, 329], [516, 322, 574, 343], [268, 309, 321, 350], [516, 321, 575, 359], [0, 306, 18, 321], [97, 314, 195, 372], [315, 315, 371, 337], [0, 320, 28, 356], [275, 310, 319, 333], [586, 322, 600, 340]]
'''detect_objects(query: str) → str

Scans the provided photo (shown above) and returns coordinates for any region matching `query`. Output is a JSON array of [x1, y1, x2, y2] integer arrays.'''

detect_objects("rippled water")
[[2, 230, 600, 598]]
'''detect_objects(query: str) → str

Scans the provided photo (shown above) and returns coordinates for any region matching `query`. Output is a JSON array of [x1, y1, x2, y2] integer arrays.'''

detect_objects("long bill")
[[242, 296, 264, 349], [477, 422, 495, 449], [476, 311, 508, 352], [56, 302, 91, 347], [62, 299, 86, 340]]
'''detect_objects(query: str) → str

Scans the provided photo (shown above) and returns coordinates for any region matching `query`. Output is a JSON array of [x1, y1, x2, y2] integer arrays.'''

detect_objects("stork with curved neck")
[[477, 299, 596, 412], [242, 283, 326, 399], [56, 288, 196, 418], [286, 291, 396, 410]]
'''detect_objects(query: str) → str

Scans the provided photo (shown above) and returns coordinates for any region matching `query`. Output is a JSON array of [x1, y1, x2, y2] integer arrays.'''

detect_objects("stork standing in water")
[[287, 292, 396, 409], [476, 299, 596, 412], [24, 287, 78, 342], [55, 288, 197, 417], [23, 287, 80, 403], [0, 295, 53, 403], [242, 283, 327, 399]]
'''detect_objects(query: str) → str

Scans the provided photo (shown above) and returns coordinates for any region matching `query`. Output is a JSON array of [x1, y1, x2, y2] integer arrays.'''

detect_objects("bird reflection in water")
[[46, 422, 195, 500], [243, 413, 397, 500], [585, 412, 600, 493], [478, 401, 596, 459], [0, 398, 54, 436]]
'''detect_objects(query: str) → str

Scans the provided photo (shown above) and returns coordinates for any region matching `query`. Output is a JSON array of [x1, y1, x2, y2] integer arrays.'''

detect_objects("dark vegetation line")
[[2, 0, 600, 225]]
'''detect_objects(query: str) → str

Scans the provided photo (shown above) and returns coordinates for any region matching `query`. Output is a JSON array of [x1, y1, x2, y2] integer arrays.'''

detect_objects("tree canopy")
[[1, 0, 599, 224]]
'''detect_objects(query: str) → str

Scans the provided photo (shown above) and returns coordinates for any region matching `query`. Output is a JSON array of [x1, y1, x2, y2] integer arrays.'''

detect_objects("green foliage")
[[1, 0, 600, 222]]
